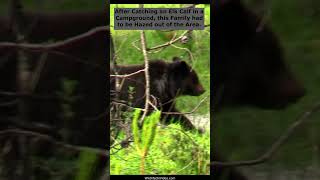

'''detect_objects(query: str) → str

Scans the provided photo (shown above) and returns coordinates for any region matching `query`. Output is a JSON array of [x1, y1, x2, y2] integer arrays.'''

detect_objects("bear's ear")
[[172, 60, 190, 74], [172, 57, 183, 62]]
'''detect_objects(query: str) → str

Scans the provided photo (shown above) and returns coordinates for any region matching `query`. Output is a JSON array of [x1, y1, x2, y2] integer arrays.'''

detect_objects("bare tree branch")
[[0, 129, 109, 158], [110, 69, 145, 78], [111, 95, 208, 116], [138, 4, 151, 123], [0, 26, 110, 50], [212, 102, 320, 167], [0, 26, 109, 72], [147, 30, 191, 51]]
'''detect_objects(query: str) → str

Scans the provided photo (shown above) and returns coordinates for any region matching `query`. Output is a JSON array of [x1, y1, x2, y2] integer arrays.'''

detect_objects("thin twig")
[[0, 129, 109, 158], [111, 95, 208, 116], [171, 43, 194, 62], [147, 30, 191, 51], [110, 69, 145, 78], [212, 102, 320, 167]]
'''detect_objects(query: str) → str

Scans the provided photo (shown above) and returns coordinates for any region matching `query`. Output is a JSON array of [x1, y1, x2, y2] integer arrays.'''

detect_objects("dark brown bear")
[[213, 0, 305, 109], [212, 0, 305, 180], [110, 57, 205, 131]]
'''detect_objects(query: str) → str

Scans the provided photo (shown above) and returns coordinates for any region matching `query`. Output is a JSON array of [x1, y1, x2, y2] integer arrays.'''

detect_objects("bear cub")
[[110, 57, 205, 131]]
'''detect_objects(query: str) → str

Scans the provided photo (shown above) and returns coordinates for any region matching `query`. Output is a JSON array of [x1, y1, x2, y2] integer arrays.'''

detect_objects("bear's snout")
[[192, 84, 205, 96]]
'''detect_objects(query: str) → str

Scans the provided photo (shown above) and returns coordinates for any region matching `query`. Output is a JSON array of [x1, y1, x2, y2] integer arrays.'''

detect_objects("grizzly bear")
[[110, 57, 205, 131], [212, 0, 305, 179], [213, 0, 305, 109]]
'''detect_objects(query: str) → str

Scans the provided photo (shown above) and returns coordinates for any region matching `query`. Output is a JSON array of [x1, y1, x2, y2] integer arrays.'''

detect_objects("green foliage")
[[159, 124, 210, 175], [29, 151, 79, 180], [57, 78, 78, 118], [132, 109, 161, 174], [132, 109, 142, 151], [75, 149, 98, 180], [56, 78, 79, 142], [141, 111, 161, 154], [128, 86, 136, 106], [111, 122, 210, 175]]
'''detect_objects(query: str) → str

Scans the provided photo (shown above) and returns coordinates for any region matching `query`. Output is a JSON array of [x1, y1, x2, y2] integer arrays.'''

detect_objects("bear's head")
[[168, 57, 205, 97], [214, 0, 305, 109]]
